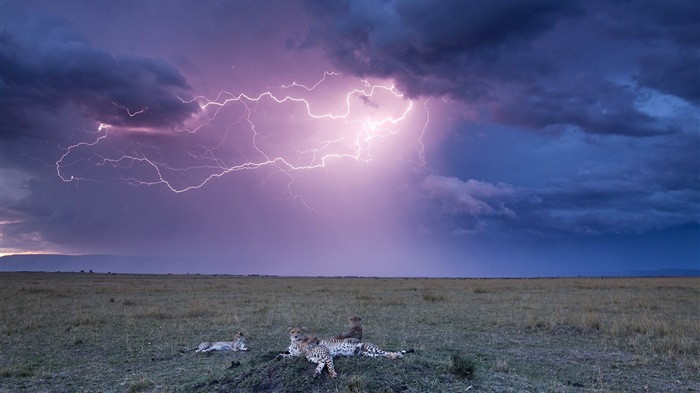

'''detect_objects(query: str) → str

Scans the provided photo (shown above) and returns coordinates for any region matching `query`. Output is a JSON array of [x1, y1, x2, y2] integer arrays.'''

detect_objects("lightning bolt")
[[55, 73, 430, 208], [112, 101, 148, 117]]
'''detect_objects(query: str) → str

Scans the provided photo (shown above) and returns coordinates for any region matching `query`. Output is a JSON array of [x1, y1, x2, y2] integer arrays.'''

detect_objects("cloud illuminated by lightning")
[[55, 73, 429, 204]]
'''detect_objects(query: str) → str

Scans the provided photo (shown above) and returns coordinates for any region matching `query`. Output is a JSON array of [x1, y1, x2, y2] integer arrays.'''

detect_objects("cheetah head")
[[298, 335, 320, 349], [234, 331, 250, 351], [288, 327, 307, 342]]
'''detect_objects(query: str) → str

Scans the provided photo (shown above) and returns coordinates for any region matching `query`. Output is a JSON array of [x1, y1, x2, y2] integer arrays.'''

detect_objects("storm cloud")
[[0, 11, 199, 140], [301, 0, 697, 136], [0, 0, 697, 276]]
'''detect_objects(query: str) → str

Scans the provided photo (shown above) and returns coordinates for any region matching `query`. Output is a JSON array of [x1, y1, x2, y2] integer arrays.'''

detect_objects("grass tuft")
[[345, 375, 368, 392], [422, 289, 447, 302], [128, 377, 155, 392], [186, 299, 210, 317], [495, 358, 509, 373], [448, 354, 475, 379], [0, 366, 34, 378], [122, 299, 138, 306], [582, 311, 601, 330], [138, 307, 172, 319]]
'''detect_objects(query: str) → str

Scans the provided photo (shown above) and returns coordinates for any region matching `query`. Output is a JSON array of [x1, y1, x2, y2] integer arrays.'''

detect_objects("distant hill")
[[620, 268, 700, 277], [1, 254, 698, 277], [0, 254, 202, 274]]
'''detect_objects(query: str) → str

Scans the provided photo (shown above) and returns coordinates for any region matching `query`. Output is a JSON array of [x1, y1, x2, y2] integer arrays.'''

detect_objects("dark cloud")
[[422, 130, 699, 238], [636, 51, 700, 105], [601, 1, 700, 104], [0, 11, 200, 139], [300, 0, 696, 136], [421, 174, 699, 238], [300, 0, 582, 98], [493, 78, 669, 136], [600, 0, 700, 48]]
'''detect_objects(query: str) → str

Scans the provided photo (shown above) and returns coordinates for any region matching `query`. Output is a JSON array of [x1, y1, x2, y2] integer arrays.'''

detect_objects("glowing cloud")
[[55, 73, 429, 204]]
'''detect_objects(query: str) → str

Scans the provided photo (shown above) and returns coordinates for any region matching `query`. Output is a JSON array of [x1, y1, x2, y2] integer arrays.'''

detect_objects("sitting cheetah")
[[331, 316, 363, 340], [332, 316, 413, 358], [183, 331, 249, 353], [296, 335, 337, 378]]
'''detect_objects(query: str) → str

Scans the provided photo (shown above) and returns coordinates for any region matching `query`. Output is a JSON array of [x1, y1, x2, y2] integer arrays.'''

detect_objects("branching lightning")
[[55, 73, 430, 206], [112, 101, 148, 117]]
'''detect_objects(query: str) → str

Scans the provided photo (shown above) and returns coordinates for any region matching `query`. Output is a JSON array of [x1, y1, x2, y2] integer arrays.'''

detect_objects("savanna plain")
[[1, 272, 698, 392]]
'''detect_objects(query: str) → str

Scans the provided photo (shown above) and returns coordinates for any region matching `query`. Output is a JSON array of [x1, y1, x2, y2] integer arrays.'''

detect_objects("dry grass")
[[0, 272, 698, 392]]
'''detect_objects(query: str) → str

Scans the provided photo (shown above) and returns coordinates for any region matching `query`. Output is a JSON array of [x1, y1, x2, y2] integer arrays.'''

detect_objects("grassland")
[[0, 272, 698, 392]]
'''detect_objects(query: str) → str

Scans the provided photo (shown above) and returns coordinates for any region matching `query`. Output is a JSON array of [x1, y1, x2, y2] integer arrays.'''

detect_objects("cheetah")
[[183, 331, 249, 353], [296, 335, 337, 378], [331, 316, 413, 358], [277, 326, 308, 358], [277, 327, 361, 358], [356, 341, 413, 359], [331, 316, 363, 340], [278, 327, 410, 360]]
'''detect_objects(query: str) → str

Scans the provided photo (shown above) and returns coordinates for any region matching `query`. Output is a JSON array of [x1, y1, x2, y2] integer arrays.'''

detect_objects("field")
[[1, 272, 698, 392]]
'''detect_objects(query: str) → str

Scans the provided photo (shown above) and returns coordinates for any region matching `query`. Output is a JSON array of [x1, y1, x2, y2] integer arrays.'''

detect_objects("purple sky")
[[1, 0, 698, 277]]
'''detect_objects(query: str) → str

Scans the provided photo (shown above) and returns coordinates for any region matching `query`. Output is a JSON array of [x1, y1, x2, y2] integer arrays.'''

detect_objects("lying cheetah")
[[331, 316, 363, 340], [296, 335, 337, 378], [183, 331, 249, 353], [277, 327, 361, 358], [278, 327, 409, 359], [277, 326, 307, 358], [356, 341, 413, 359]]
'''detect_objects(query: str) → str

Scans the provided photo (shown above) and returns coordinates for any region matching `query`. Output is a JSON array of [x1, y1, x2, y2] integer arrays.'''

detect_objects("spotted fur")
[[320, 336, 363, 357], [277, 327, 308, 358], [357, 342, 413, 359], [278, 327, 361, 358], [185, 331, 249, 353], [278, 326, 410, 360], [296, 335, 337, 378]]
